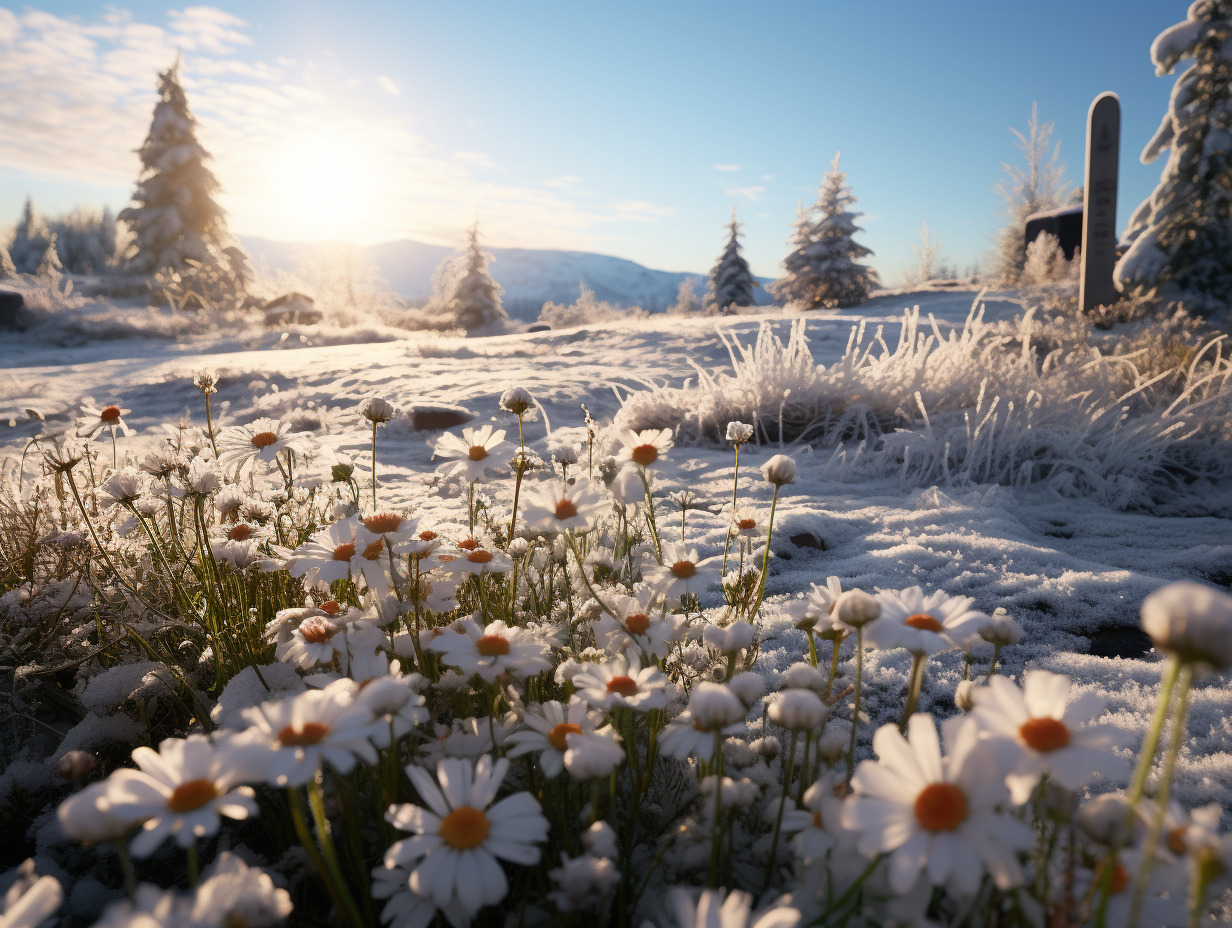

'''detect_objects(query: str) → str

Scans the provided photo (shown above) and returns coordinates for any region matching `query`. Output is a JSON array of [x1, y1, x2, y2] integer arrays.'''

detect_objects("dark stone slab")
[[0, 290, 24, 328], [407, 404, 474, 431]]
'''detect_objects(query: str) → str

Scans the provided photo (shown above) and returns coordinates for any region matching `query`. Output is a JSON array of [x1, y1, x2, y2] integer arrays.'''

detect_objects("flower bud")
[[1140, 581, 1232, 669], [761, 453, 797, 487], [833, 589, 880, 629], [57, 751, 97, 780], [769, 689, 829, 731]]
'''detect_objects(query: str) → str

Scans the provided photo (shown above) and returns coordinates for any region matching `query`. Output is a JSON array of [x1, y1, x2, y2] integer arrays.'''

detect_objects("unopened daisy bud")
[[193, 369, 219, 394], [833, 589, 880, 629], [701, 775, 759, 811], [751, 735, 781, 760], [780, 662, 826, 692], [101, 468, 142, 506], [1140, 581, 1232, 669], [499, 386, 536, 417], [565, 732, 626, 781], [1041, 781, 1078, 821], [358, 396, 396, 424], [726, 421, 755, 444], [582, 821, 619, 860], [609, 466, 643, 505], [186, 458, 221, 495], [723, 738, 757, 767], [1075, 794, 1140, 847], [761, 453, 796, 487], [507, 537, 530, 559], [979, 608, 1024, 646], [703, 621, 755, 654], [769, 688, 829, 731], [57, 750, 97, 780], [688, 683, 747, 729], [331, 461, 355, 483], [817, 729, 848, 765], [728, 671, 766, 707], [46, 438, 85, 473], [548, 438, 579, 466], [954, 679, 976, 712]]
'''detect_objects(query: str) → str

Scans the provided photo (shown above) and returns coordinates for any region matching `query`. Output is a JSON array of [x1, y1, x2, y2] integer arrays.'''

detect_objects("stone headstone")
[[263, 292, 322, 326], [1080, 92, 1121, 313], [0, 290, 24, 328]]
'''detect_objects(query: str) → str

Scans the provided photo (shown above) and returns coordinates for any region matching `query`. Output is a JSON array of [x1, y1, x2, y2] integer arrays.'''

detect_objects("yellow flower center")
[[905, 613, 944, 633], [250, 430, 279, 449], [913, 782, 968, 832], [467, 550, 493, 564], [548, 722, 583, 752], [606, 675, 638, 697], [228, 524, 253, 541], [419, 530, 438, 541], [332, 542, 356, 561], [300, 618, 337, 644], [630, 443, 658, 466], [362, 539, 385, 560], [811, 810, 824, 829], [364, 512, 403, 534], [554, 498, 579, 521], [737, 517, 757, 530], [468, 445, 488, 462], [439, 806, 490, 849], [1167, 826, 1188, 856], [691, 718, 713, 733], [167, 778, 219, 813], [458, 537, 479, 551], [320, 600, 342, 616], [476, 634, 510, 657], [278, 722, 331, 747], [1019, 717, 1071, 753], [670, 560, 697, 579], [100, 405, 122, 423], [625, 613, 651, 635], [1095, 861, 1131, 895]]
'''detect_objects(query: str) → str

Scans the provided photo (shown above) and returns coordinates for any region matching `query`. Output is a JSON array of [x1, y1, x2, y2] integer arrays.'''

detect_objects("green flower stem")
[[824, 632, 845, 702], [639, 469, 662, 563], [846, 626, 865, 784], [370, 420, 378, 511], [805, 629, 817, 668], [203, 391, 218, 457], [306, 777, 366, 928], [763, 729, 798, 893], [749, 484, 781, 621], [900, 652, 928, 732], [1128, 662, 1194, 928], [721, 443, 742, 576], [988, 642, 1004, 677], [185, 841, 198, 887], [115, 839, 137, 897], [1128, 656, 1183, 804], [707, 730, 725, 888], [286, 786, 356, 927]]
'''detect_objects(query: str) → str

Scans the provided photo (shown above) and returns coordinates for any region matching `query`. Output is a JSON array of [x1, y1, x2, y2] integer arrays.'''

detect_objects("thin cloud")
[[610, 199, 676, 222], [725, 186, 765, 201], [713, 164, 742, 172], [375, 74, 400, 96], [543, 175, 581, 189]]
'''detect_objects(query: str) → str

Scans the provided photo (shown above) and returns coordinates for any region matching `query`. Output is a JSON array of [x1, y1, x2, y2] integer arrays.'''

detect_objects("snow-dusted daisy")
[[572, 653, 670, 712], [0, 860, 62, 928], [780, 577, 846, 631], [188, 852, 293, 928], [100, 735, 257, 857], [78, 403, 134, 440], [615, 428, 674, 469], [840, 714, 1031, 896], [216, 417, 311, 473], [866, 586, 989, 655], [969, 670, 1129, 803], [662, 887, 800, 928], [505, 699, 607, 777], [275, 614, 346, 669], [286, 519, 367, 586], [520, 478, 605, 535], [643, 543, 720, 601], [779, 776, 845, 864], [384, 755, 549, 917], [433, 425, 507, 484], [427, 618, 551, 682], [439, 543, 513, 576], [592, 589, 683, 661], [659, 684, 747, 762]]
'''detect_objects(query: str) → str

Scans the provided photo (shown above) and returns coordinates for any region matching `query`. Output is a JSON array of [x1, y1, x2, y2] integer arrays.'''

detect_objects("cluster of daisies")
[[4, 379, 1232, 928]]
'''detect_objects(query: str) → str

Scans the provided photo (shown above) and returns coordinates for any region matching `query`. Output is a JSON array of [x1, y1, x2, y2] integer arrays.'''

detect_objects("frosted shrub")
[[537, 282, 646, 329], [615, 295, 1232, 507], [1020, 231, 1068, 287]]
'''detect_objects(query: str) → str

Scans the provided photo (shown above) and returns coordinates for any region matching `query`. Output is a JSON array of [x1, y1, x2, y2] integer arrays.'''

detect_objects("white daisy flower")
[[616, 428, 674, 469], [100, 735, 257, 857], [383, 755, 549, 917], [370, 857, 454, 928], [779, 776, 845, 864], [216, 418, 311, 473], [867, 586, 989, 655], [780, 577, 846, 631], [439, 543, 513, 575], [840, 714, 1032, 896], [433, 425, 507, 484], [275, 614, 346, 669], [563, 730, 626, 780], [592, 589, 683, 661], [1140, 580, 1232, 669], [286, 520, 361, 586], [572, 654, 670, 712], [969, 670, 1130, 803], [663, 887, 800, 928], [643, 543, 720, 601], [506, 699, 608, 778], [519, 478, 605, 535], [659, 683, 747, 762], [78, 403, 134, 439], [427, 618, 551, 682], [361, 510, 421, 547], [729, 507, 763, 539], [188, 851, 293, 928], [0, 860, 61, 928]]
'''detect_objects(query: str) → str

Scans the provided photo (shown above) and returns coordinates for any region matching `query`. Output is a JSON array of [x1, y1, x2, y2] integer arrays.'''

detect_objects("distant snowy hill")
[[240, 236, 776, 321]]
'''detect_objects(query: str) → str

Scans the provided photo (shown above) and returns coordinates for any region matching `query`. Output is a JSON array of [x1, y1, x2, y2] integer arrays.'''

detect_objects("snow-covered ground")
[[3, 285, 1231, 810]]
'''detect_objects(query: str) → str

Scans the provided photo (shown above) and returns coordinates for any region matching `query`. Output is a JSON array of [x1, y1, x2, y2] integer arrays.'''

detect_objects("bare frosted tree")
[[428, 221, 507, 331], [910, 222, 943, 284], [991, 103, 1071, 285]]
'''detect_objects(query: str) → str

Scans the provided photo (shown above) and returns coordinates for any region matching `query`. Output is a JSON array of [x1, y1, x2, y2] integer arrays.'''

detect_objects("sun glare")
[[260, 130, 384, 241]]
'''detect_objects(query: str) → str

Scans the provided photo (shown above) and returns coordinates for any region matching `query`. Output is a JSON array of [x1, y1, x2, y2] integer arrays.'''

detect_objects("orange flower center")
[[691, 718, 713, 733], [630, 443, 658, 466], [467, 550, 493, 564], [913, 782, 968, 832], [278, 721, 331, 747], [476, 634, 510, 657], [228, 524, 253, 541], [811, 810, 824, 829], [606, 675, 638, 697], [419, 530, 438, 541], [458, 537, 479, 550], [1167, 826, 1188, 856], [250, 430, 279, 449], [364, 512, 403, 534], [625, 613, 651, 635], [548, 722, 583, 752], [1018, 717, 1071, 753], [737, 517, 757, 530], [362, 539, 386, 560], [1095, 861, 1131, 895], [468, 445, 488, 462], [167, 778, 219, 813], [332, 542, 356, 561], [555, 498, 579, 521], [99, 405, 122, 422], [439, 806, 490, 849], [670, 560, 697, 579], [905, 613, 944, 633], [320, 600, 342, 616], [300, 617, 338, 644]]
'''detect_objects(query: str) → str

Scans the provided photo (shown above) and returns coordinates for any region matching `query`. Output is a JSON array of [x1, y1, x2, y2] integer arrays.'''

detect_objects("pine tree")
[[429, 222, 507, 331], [706, 207, 759, 314], [118, 59, 249, 306], [1115, 0, 1232, 318], [9, 197, 50, 274], [991, 103, 1071, 285], [36, 233, 63, 282], [772, 153, 878, 309]]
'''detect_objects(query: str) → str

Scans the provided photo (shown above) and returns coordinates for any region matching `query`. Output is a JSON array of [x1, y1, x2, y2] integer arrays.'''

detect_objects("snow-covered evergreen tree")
[[1115, 0, 1232, 318], [9, 197, 50, 274], [772, 153, 878, 309], [118, 59, 249, 306], [706, 207, 758, 314], [991, 103, 1071, 285], [429, 222, 507, 331], [36, 234, 62, 282]]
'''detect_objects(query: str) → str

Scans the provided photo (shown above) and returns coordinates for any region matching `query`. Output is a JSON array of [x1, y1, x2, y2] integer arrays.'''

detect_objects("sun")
[[259, 130, 385, 241]]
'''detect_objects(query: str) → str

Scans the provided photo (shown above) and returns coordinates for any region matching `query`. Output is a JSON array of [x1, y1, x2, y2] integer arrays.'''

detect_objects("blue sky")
[[0, 1, 1185, 280]]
